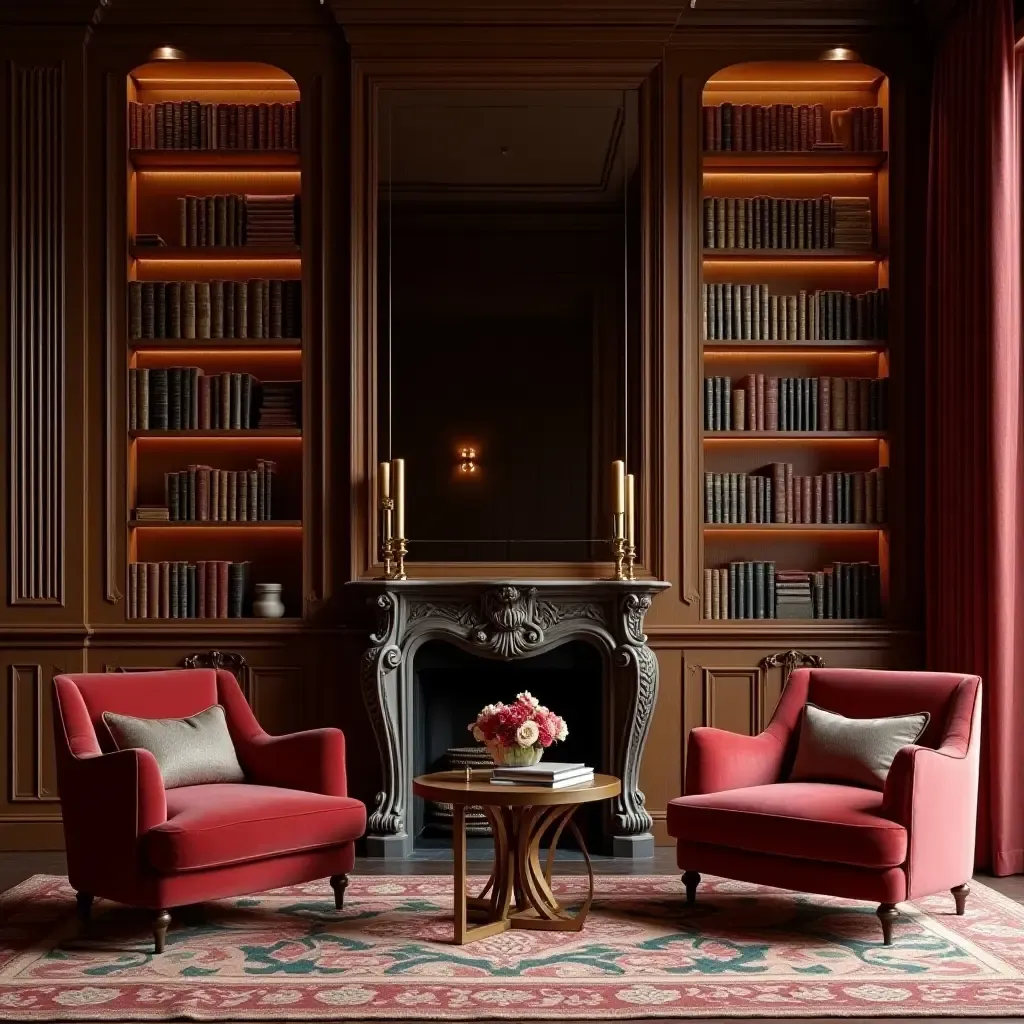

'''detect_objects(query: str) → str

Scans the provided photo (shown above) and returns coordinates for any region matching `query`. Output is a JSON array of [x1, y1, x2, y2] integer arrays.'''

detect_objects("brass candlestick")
[[380, 496, 395, 579], [392, 536, 408, 581], [612, 535, 627, 581], [624, 542, 636, 581]]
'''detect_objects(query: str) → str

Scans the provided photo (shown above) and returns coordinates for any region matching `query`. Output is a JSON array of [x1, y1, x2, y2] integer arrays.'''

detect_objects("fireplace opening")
[[412, 638, 605, 851]]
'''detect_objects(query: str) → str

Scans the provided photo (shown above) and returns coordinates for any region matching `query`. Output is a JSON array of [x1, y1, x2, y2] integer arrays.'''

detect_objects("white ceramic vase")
[[252, 583, 285, 618]]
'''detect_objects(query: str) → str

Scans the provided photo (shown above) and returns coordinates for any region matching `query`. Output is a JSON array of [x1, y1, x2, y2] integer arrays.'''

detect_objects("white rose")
[[517, 691, 540, 708], [556, 720, 568, 741], [516, 720, 540, 747]]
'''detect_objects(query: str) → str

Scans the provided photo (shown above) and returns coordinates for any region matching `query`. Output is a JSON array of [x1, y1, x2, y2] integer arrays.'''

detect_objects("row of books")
[[489, 763, 594, 790], [128, 369, 300, 431], [128, 280, 301, 340], [702, 103, 884, 153], [126, 561, 252, 619], [152, 461, 279, 522], [128, 101, 299, 152], [702, 285, 889, 342], [703, 561, 883, 620], [173, 194, 299, 247], [703, 467, 888, 525], [704, 375, 889, 432], [702, 195, 873, 250]]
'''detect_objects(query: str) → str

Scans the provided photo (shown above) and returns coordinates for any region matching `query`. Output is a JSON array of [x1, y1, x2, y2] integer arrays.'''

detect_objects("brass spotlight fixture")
[[819, 46, 862, 62], [148, 45, 187, 61]]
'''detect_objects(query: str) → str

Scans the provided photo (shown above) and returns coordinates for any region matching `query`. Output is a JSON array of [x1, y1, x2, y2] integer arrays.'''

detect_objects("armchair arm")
[[882, 741, 979, 898], [59, 746, 167, 891], [234, 727, 348, 797], [685, 727, 787, 795]]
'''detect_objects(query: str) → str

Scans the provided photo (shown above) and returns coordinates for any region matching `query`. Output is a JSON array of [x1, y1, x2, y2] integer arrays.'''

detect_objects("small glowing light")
[[148, 46, 188, 62], [457, 446, 479, 475], [820, 46, 863, 62]]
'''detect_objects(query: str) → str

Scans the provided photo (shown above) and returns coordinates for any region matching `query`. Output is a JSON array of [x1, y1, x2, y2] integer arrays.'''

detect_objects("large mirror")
[[377, 88, 642, 563]]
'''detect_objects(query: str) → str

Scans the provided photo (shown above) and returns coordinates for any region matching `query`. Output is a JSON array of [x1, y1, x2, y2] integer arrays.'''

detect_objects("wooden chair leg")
[[682, 871, 701, 906], [952, 883, 970, 916], [876, 903, 899, 945], [75, 892, 93, 926], [330, 873, 349, 911], [153, 909, 171, 954]]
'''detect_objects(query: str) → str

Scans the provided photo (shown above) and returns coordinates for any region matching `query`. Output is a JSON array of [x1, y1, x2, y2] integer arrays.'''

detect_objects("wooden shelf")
[[704, 340, 885, 352], [120, 617, 306, 630], [130, 337, 302, 350], [704, 431, 886, 440], [703, 249, 883, 261], [703, 151, 888, 171], [704, 523, 884, 532], [130, 150, 299, 169], [701, 618, 887, 626], [131, 244, 301, 260], [131, 429, 301, 439], [130, 520, 302, 528]]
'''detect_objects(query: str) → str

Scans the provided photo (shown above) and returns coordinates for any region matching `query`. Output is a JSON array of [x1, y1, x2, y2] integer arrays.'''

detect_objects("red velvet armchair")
[[668, 668, 981, 944], [52, 669, 366, 953]]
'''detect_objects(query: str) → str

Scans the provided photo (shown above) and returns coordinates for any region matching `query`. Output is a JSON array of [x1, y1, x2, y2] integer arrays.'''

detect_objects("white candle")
[[612, 460, 625, 538], [393, 458, 405, 538], [625, 473, 635, 547]]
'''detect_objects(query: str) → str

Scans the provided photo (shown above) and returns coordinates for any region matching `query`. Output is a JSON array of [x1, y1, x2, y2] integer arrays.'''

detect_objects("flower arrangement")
[[468, 691, 569, 766]]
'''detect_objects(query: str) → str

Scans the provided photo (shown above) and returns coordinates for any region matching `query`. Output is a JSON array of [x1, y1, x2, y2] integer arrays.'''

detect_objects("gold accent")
[[624, 542, 636, 581], [611, 535, 627, 581], [391, 536, 408, 581]]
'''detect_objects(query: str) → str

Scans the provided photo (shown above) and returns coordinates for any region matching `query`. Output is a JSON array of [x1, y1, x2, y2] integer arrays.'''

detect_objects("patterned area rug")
[[2, 874, 1024, 1019]]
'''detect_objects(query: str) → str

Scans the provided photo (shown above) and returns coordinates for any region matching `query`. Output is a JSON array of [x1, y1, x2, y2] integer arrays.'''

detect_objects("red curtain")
[[926, 0, 1024, 875]]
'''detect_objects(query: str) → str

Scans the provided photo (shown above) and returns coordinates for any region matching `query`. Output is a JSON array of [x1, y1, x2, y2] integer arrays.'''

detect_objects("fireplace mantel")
[[349, 577, 670, 859]]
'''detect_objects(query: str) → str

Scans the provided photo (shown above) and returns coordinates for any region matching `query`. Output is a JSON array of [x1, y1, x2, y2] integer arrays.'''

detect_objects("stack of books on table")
[[489, 763, 594, 789]]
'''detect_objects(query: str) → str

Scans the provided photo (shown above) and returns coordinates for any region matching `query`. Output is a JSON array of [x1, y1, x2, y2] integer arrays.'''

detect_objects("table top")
[[413, 770, 621, 806]]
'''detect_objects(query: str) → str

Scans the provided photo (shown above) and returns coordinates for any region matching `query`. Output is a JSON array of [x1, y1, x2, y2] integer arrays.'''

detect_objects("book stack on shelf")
[[258, 381, 302, 429], [128, 100, 299, 151], [173, 194, 300, 247], [702, 285, 888, 342], [152, 460, 278, 522], [703, 561, 882, 621], [128, 280, 301, 340], [702, 195, 873, 251], [489, 763, 594, 790], [702, 102, 883, 152], [704, 375, 888, 433], [701, 60, 892, 625], [125, 59, 304, 623], [703, 466, 887, 525], [127, 560, 251, 619]]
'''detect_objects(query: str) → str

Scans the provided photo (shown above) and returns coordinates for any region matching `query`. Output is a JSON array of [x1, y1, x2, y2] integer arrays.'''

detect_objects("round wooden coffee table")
[[413, 770, 621, 944]]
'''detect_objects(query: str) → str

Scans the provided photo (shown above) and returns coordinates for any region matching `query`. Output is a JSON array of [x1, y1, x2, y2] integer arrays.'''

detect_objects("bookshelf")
[[700, 60, 891, 625], [125, 60, 304, 622]]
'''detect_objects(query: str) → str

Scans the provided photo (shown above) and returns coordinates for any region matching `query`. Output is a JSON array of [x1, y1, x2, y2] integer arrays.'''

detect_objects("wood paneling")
[[8, 665, 58, 803], [0, 2, 929, 852], [8, 64, 64, 606]]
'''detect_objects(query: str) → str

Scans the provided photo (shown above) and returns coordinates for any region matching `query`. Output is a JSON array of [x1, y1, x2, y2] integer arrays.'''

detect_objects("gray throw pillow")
[[102, 705, 245, 789], [789, 703, 930, 790]]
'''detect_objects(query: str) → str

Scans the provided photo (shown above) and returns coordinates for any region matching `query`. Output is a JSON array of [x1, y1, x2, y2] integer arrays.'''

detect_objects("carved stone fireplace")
[[353, 578, 670, 859]]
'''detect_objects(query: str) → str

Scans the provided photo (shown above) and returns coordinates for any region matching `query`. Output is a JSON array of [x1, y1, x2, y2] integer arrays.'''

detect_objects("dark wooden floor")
[[3, 851, 1023, 1024]]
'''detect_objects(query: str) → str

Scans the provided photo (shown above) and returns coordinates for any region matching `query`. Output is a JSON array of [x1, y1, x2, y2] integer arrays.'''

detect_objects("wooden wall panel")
[[8, 664, 58, 804], [8, 64, 64, 606]]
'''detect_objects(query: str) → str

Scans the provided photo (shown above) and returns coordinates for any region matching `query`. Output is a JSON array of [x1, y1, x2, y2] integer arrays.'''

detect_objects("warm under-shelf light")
[[703, 349, 884, 360]]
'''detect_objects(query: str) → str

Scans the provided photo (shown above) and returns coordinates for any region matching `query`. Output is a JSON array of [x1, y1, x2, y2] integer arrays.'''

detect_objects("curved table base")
[[451, 803, 595, 943]]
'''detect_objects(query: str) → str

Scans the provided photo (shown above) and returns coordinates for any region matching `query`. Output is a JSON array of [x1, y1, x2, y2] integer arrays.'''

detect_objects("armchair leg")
[[682, 871, 701, 906], [876, 903, 899, 945], [952, 883, 970, 916], [330, 873, 349, 911], [153, 910, 171, 954], [75, 892, 93, 926]]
